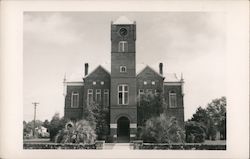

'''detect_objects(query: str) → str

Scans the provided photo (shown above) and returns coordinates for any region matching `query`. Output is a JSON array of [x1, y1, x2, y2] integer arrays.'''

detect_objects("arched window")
[[118, 41, 128, 52], [169, 91, 177, 108], [118, 84, 129, 105], [120, 66, 127, 73]]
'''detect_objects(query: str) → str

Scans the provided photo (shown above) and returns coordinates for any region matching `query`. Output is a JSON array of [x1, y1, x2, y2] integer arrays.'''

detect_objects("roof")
[[113, 16, 134, 24], [137, 65, 164, 78], [164, 73, 181, 82], [66, 64, 181, 83], [84, 65, 110, 78], [66, 73, 83, 82]]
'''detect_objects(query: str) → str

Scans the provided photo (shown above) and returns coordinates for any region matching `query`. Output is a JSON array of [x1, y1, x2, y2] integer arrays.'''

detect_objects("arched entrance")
[[117, 116, 130, 143]]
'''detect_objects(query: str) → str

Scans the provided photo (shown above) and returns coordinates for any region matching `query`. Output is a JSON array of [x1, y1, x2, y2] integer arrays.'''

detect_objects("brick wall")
[[163, 84, 184, 127]]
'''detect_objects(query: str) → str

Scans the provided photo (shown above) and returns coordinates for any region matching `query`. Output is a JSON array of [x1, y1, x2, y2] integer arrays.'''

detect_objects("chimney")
[[159, 63, 163, 75], [85, 63, 89, 76]]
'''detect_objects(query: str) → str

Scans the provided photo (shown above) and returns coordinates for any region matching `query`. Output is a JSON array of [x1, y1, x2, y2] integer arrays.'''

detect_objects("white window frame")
[[71, 92, 79, 108], [87, 89, 93, 106], [118, 84, 129, 105], [118, 41, 128, 52], [169, 91, 177, 108], [104, 89, 109, 106], [120, 66, 127, 73], [96, 89, 101, 104]]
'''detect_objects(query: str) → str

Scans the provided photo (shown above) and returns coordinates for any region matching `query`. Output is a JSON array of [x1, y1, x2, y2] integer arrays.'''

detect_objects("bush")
[[55, 120, 96, 144], [139, 114, 185, 143], [185, 121, 206, 143]]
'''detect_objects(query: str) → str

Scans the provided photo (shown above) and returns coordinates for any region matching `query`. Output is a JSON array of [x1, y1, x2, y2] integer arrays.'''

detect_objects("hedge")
[[23, 143, 96, 149], [134, 142, 226, 150]]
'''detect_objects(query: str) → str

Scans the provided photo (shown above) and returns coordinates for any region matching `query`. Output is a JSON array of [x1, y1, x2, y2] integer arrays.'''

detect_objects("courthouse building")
[[64, 16, 184, 142]]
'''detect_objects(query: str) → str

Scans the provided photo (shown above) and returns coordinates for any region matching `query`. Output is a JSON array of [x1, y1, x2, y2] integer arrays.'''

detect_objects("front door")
[[117, 117, 130, 143]]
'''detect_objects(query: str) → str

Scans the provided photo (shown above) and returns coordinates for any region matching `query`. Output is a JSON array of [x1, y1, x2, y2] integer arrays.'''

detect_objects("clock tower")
[[110, 16, 137, 142]]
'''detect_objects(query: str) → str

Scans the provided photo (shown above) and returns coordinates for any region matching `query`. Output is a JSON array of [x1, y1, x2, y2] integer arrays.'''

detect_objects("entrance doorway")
[[117, 116, 130, 143]]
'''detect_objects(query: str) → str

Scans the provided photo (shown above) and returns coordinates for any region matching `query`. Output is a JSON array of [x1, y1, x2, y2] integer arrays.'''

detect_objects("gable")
[[137, 66, 163, 79], [84, 65, 110, 79]]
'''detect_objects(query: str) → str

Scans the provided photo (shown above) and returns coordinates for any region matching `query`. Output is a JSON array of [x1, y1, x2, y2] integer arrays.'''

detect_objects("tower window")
[[96, 89, 101, 105], [152, 81, 155, 85], [118, 41, 128, 52], [103, 89, 109, 107], [118, 84, 129, 105], [93, 81, 96, 85], [120, 66, 127, 73], [71, 92, 79, 108], [100, 81, 104, 85], [87, 89, 93, 106], [143, 81, 147, 85], [169, 91, 177, 108]]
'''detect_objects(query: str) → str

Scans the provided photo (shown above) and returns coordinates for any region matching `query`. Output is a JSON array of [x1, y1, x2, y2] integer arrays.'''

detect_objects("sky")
[[23, 12, 226, 122]]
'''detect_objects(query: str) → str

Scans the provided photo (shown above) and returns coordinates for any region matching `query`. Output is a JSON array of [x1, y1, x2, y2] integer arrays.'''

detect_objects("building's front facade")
[[64, 16, 184, 142]]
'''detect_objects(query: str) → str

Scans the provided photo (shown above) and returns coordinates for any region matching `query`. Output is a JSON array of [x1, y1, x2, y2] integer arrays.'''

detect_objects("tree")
[[185, 121, 206, 143], [139, 114, 185, 143], [189, 96, 226, 140], [55, 120, 96, 144], [82, 102, 109, 140], [48, 113, 67, 142], [43, 119, 50, 129], [206, 96, 226, 140], [137, 90, 163, 126]]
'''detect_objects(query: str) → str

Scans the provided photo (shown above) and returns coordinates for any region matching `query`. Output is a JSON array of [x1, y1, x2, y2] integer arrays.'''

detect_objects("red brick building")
[[64, 16, 184, 142]]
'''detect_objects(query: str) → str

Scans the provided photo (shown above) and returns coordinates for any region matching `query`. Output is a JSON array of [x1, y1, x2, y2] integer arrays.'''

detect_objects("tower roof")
[[113, 16, 134, 24]]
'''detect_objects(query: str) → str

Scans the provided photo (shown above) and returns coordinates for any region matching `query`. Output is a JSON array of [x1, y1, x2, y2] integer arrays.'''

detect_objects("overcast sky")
[[23, 12, 226, 122]]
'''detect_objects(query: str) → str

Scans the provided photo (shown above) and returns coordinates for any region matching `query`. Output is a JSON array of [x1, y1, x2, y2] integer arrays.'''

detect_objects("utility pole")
[[32, 102, 39, 137]]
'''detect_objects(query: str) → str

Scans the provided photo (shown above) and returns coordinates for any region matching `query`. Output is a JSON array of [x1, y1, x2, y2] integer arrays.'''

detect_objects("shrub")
[[185, 121, 206, 143], [140, 114, 185, 143], [55, 120, 96, 144]]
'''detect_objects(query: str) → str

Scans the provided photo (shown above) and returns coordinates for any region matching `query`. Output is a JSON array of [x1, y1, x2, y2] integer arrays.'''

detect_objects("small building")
[[64, 16, 184, 142]]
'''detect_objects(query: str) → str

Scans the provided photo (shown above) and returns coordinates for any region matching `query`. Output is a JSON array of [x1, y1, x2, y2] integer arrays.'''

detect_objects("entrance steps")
[[104, 143, 134, 150]]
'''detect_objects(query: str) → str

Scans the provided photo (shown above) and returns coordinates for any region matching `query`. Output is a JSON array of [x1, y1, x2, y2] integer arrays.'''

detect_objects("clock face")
[[119, 28, 128, 36]]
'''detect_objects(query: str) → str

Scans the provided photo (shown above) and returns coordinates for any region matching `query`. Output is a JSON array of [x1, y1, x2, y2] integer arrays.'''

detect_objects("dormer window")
[[118, 41, 128, 52], [120, 66, 127, 73]]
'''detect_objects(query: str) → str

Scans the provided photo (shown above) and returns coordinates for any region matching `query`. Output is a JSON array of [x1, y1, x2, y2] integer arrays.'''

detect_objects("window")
[[118, 84, 129, 105], [96, 89, 101, 105], [143, 81, 147, 85], [103, 89, 109, 107], [87, 89, 93, 106], [120, 66, 127, 73], [118, 41, 128, 52], [169, 91, 177, 108], [71, 92, 79, 108], [151, 81, 155, 85], [93, 81, 96, 85], [138, 89, 144, 106], [100, 81, 104, 85]]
